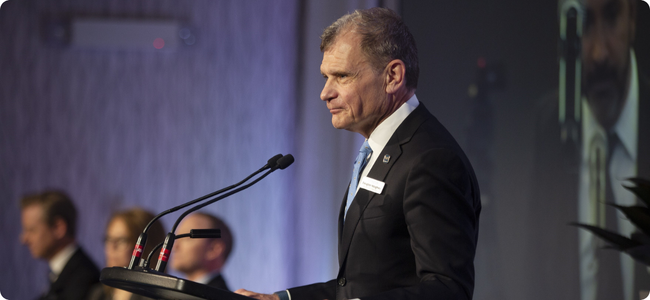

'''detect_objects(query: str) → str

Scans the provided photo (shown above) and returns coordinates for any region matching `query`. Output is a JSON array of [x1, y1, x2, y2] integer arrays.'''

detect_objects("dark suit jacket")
[[39, 247, 100, 300], [289, 104, 481, 300], [206, 274, 230, 291], [526, 71, 650, 299]]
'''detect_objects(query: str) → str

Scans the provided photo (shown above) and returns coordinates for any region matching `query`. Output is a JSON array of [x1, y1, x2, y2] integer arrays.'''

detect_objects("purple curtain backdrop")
[[0, 0, 582, 300], [0, 1, 357, 299]]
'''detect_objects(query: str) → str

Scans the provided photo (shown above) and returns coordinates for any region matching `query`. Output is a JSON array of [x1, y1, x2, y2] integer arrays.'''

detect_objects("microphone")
[[154, 154, 295, 272], [274, 154, 295, 170], [559, 0, 583, 146], [143, 229, 221, 269], [127, 153, 283, 269], [101, 154, 293, 300]]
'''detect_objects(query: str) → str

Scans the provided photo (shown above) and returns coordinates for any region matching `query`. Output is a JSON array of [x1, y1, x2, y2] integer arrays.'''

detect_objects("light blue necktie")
[[345, 140, 372, 220]]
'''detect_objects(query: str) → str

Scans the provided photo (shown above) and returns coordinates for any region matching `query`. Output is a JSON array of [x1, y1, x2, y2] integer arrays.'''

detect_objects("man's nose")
[[320, 80, 336, 101], [585, 25, 610, 64]]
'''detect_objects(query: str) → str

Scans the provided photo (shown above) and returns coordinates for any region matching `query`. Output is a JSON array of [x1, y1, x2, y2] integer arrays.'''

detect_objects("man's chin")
[[32, 250, 47, 260], [331, 118, 349, 130]]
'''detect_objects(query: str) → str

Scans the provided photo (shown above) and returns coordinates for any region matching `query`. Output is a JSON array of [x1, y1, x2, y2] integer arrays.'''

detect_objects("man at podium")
[[236, 7, 481, 300]]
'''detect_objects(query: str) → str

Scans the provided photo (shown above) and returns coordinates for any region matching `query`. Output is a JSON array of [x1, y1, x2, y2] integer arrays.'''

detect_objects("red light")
[[153, 38, 165, 49], [477, 57, 486, 68]]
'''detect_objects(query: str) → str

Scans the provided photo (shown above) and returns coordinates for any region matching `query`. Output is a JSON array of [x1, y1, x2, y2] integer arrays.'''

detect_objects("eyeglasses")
[[103, 236, 133, 249]]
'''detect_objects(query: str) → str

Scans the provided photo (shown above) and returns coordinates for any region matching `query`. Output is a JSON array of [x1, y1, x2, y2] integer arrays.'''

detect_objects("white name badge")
[[359, 177, 385, 194]]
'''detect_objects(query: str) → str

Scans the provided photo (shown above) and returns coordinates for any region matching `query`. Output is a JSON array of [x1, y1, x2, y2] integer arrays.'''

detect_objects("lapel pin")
[[383, 154, 390, 163]]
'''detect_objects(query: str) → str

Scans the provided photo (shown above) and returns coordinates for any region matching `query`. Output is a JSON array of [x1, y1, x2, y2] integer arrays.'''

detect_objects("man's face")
[[582, 0, 636, 129], [170, 215, 212, 274], [320, 30, 389, 138], [20, 205, 59, 260]]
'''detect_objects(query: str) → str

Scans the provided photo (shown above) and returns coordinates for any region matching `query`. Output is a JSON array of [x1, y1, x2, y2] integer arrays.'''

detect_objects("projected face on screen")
[[582, 0, 636, 130]]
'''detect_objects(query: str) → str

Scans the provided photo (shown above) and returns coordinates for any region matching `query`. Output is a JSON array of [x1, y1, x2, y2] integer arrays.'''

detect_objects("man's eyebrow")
[[321, 71, 348, 77], [332, 71, 350, 77]]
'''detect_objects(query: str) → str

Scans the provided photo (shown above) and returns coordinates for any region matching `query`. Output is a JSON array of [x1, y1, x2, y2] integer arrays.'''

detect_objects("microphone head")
[[265, 154, 283, 169], [276, 154, 294, 170]]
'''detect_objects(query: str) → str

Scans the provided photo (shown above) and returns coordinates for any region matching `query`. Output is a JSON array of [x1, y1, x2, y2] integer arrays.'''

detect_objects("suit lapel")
[[48, 248, 80, 295], [337, 104, 429, 267]]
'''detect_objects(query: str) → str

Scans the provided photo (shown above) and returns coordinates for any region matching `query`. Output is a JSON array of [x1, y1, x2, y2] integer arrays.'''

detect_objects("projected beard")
[[581, 0, 636, 130], [583, 54, 630, 130]]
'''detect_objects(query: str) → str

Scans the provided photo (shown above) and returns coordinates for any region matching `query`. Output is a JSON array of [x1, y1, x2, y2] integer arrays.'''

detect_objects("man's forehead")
[[22, 204, 46, 224], [322, 43, 353, 65], [22, 204, 44, 216], [321, 33, 366, 73], [182, 214, 212, 229]]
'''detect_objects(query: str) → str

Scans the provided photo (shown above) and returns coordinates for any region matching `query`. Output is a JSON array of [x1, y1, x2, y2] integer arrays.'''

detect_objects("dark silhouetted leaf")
[[610, 204, 650, 236], [572, 178, 650, 266], [631, 231, 650, 245], [624, 244, 650, 266], [569, 223, 642, 250], [625, 178, 650, 207], [627, 177, 650, 187]]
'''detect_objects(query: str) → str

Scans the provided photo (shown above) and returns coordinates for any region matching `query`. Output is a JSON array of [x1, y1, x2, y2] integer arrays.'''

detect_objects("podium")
[[100, 267, 252, 300]]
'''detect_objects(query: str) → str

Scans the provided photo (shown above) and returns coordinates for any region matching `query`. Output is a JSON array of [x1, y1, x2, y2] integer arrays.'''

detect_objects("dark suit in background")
[[40, 247, 99, 300], [207, 274, 230, 291], [289, 104, 481, 300]]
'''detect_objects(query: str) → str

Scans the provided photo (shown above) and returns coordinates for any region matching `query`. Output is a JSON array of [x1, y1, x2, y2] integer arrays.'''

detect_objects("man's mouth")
[[584, 66, 622, 97]]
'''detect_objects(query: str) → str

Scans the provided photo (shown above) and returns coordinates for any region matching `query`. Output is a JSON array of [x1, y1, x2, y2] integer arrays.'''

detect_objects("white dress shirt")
[[578, 50, 639, 300], [48, 243, 78, 282], [354, 94, 419, 197]]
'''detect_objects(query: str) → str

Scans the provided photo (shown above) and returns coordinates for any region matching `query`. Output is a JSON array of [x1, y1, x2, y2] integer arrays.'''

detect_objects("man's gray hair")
[[321, 7, 419, 90]]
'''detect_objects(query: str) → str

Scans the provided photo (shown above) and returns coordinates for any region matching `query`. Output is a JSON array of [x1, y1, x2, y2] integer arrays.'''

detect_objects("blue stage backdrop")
[[3, 0, 614, 299], [0, 1, 369, 299]]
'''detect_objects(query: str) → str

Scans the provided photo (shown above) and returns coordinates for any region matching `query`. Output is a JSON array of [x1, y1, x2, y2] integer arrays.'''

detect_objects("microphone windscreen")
[[266, 154, 283, 169], [277, 154, 294, 170], [190, 229, 221, 239]]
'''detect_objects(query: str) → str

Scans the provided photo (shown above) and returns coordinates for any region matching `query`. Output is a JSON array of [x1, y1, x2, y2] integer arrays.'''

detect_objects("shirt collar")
[[612, 50, 639, 161], [367, 94, 419, 154], [48, 243, 77, 276], [194, 272, 221, 285]]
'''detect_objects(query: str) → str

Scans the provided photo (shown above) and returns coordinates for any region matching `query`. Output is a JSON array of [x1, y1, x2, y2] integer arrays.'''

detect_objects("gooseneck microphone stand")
[[100, 154, 294, 300]]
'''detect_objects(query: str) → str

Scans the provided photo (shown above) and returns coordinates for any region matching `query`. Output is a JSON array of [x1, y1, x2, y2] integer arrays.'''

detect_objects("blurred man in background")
[[170, 212, 233, 291], [20, 190, 99, 300]]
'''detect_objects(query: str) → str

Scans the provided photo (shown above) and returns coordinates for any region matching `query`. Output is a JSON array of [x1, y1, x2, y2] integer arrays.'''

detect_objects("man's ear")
[[51, 217, 68, 240], [205, 240, 225, 261], [385, 59, 407, 94]]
